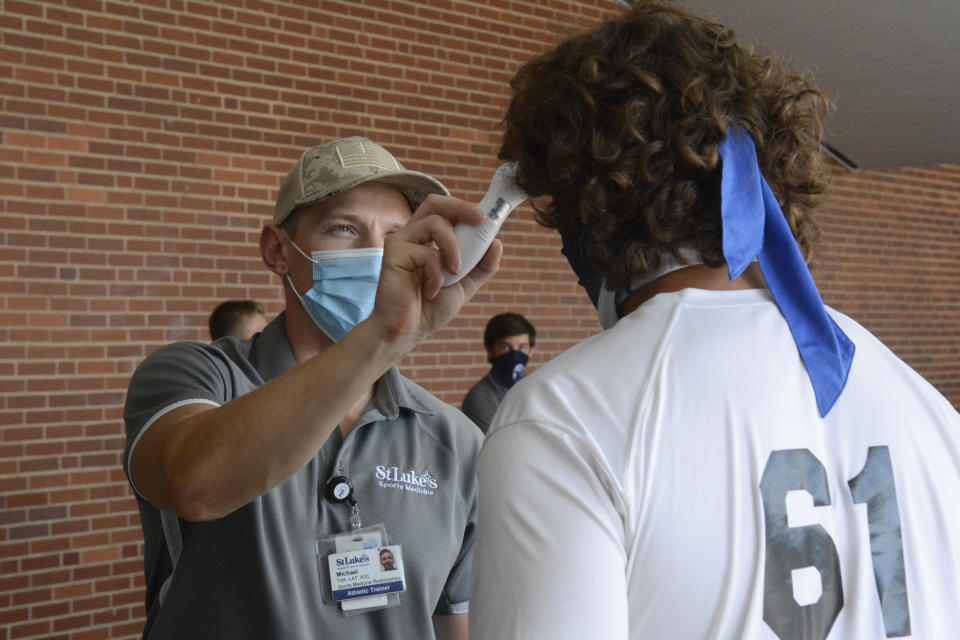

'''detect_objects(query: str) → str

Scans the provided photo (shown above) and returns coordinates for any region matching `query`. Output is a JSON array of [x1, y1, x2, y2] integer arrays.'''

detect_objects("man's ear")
[[260, 225, 289, 276]]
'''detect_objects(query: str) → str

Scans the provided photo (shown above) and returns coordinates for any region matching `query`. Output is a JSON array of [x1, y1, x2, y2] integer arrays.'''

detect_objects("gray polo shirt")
[[461, 373, 508, 434], [123, 314, 481, 640]]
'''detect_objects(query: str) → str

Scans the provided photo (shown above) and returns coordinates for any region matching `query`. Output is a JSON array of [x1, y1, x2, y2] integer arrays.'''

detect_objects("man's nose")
[[359, 231, 388, 249]]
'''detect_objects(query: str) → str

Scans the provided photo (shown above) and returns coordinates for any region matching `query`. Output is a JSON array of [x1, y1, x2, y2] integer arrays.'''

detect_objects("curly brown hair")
[[499, 0, 829, 290]]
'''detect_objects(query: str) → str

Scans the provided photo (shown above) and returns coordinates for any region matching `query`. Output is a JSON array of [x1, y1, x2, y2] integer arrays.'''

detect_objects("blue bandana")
[[719, 129, 854, 417]]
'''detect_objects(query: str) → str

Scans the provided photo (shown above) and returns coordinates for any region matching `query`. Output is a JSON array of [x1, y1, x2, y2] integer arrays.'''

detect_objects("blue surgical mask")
[[489, 350, 529, 388], [283, 232, 382, 342]]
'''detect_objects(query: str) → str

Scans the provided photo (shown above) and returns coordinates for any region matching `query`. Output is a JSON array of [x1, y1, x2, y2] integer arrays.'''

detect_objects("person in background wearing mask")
[[461, 312, 536, 433], [123, 137, 501, 640], [207, 299, 268, 340], [469, 2, 960, 638]]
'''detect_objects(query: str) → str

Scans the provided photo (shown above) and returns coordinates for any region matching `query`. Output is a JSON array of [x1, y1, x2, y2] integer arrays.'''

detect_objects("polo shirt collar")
[[247, 311, 297, 383], [358, 366, 436, 427], [248, 312, 436, 424]]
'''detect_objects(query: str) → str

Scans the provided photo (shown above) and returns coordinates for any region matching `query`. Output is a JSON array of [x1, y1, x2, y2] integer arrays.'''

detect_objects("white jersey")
[[470, 288, 960, 640]]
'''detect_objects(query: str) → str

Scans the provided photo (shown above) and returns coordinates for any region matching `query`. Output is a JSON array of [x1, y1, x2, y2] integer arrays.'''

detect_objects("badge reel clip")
[[316, 475, 406, 616], [328, 475, 362, 530]]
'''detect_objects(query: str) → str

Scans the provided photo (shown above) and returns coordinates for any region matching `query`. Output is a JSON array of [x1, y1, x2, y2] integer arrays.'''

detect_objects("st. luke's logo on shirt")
[[375, 465, 438, 496]]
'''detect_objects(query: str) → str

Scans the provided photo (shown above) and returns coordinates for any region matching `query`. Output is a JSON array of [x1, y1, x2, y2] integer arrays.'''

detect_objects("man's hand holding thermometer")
[[443, 163, 527, 287], [363, 163, 518, 358]]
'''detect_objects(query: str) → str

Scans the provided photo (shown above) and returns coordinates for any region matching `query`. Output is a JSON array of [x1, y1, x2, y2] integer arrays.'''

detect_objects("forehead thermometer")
[[443, 163, 527, 287]]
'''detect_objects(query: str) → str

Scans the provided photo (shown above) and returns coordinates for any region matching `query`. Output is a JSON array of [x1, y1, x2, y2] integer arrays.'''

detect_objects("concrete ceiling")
[[669, 0, 960, 171]]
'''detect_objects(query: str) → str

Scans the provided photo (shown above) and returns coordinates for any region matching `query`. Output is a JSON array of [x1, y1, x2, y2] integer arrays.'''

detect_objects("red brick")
[[51, 612, 93, 632], [0, 605, 29, 626], [10, 621, 55, 638], [73, 594, 111, 613]]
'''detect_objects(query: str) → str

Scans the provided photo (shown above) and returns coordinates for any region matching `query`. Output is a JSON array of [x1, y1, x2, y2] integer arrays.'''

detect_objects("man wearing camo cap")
[[122, 137, 501, 639]]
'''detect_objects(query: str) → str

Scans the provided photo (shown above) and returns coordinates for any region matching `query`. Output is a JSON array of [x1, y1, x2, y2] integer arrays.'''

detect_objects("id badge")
[[318, 525, 406, 613], [329, 540, 406, 605], [334, 530, 388, 610]]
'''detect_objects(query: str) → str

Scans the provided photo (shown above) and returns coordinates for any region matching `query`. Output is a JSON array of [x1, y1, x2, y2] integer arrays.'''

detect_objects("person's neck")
[[284, 302, 332, 364], [618, 262, 766, 317], [283, 300, 375, 438], [338, 389, 373, 437]]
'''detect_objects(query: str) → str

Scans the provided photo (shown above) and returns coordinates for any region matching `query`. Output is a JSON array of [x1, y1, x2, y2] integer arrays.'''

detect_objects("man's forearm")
[[130, 318, 410, 521], [434, 613, 469, 640]]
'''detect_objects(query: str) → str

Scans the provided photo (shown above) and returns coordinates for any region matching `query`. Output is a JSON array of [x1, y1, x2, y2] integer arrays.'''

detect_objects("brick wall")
[[817, 165, 960, 405], [0, 1, 956, 638]]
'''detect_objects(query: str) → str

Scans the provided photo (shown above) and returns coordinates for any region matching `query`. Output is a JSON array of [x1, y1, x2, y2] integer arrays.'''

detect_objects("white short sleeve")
[[470, 421, 629, 640]]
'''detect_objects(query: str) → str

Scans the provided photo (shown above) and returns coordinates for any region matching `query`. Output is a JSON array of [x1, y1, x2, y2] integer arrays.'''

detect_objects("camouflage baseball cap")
[[273, 137, 449, 225]]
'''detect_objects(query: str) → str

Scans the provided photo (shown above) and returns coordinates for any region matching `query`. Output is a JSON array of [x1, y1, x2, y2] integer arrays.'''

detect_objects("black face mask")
[[489, 350, 529, 388], [559, 222, 603, 308]]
